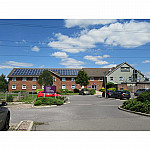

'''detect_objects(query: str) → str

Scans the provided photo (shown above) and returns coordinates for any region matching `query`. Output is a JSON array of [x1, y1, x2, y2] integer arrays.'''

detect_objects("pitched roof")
[[82, 68, 111, 77]]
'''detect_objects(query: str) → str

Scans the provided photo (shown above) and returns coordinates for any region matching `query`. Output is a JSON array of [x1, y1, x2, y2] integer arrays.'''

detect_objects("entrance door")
[[92, 85, 97, 90]]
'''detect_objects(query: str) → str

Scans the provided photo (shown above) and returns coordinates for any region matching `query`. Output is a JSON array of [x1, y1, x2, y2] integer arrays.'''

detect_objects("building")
[[7, 62, 147, 92]]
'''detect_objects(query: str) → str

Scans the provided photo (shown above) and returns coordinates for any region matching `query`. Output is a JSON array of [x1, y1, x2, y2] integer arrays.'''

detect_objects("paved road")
[[9, 95, 150, 130]]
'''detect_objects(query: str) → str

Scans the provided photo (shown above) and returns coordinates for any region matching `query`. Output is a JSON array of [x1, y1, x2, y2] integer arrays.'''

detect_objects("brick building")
[[7, 68, 110, 92]]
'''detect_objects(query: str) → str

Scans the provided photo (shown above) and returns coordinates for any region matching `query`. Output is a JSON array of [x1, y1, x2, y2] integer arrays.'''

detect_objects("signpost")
[[44, 86, 57, 98]]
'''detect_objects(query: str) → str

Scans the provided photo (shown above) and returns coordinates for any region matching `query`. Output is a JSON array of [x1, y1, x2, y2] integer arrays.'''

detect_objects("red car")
[[37, 91, 61, 98]]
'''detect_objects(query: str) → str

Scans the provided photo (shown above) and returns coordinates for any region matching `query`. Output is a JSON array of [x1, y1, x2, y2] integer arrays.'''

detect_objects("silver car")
[[0, 102, 10, 131], [134, 88, 150, 96]]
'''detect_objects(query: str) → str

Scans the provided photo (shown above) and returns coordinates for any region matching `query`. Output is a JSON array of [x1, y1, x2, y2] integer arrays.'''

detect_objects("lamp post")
[[103, 71, 107, 98]]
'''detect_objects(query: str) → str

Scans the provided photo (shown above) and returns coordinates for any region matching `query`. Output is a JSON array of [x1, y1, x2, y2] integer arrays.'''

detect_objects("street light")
[[103, 71, 107, 98]]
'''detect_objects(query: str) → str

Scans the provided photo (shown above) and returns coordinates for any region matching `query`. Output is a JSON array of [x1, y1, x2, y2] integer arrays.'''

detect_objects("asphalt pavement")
[[9, 95, 150, 131]]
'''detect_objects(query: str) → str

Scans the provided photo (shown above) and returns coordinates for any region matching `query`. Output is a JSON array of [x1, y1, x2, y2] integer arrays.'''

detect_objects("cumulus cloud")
[[102, 64, 117, 68], [5, 61, 34, 67], [142, 60, 150, 63], [84, 55, 110, 65], [51, 52, 68, 58], [60, 58, 84, 68], [31, 46, 40, 52], [65, 19, 117, 28], [49, 20, 150, 54], [0, 65, 14, 69]]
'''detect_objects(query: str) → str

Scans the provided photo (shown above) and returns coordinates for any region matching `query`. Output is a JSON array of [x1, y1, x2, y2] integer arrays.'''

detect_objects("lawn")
[[18, 94, 37, 104]]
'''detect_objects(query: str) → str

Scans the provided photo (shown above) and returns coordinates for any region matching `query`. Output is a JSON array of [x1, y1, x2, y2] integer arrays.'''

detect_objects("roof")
[[82, 68, 111, 77], [106, 62, 145, 77], [7, 68, 82, 77]]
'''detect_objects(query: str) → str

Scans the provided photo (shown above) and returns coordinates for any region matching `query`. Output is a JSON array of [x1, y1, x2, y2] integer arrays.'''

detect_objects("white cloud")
[[51, 52, 68, 58], [142, 60, 150, 63], [5, 61, 34, 67], [49, 20, 150, 54], [39, 65, 45, 68], [60, 58, 84, 68], [65, 19, 117, 28], [31, 46, 40, 52], [145, 72, 150, 78], [102, 64, 117, 68], [0, 65, 14, 69], [83, 55, 110, 65]]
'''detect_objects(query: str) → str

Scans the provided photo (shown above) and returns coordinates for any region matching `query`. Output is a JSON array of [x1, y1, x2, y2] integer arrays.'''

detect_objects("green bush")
[[56, 100, 64, 105], [7, 95, 13, 102], [34, 100, 42, 106], [137, 91, 150, 102], [74, 88, 79, 93], [29, 92, 37, 94], [36, 89, 44, 92], [57, 89, 69, 95], [68, 91, 73, 93], [12, 91, 20, 93], [107, 88, 116, 91], [89, 89, 96, 95], [99, 88, 105, 92]]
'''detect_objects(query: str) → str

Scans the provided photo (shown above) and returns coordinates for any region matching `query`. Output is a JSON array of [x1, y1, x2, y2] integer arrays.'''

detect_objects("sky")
[[0, 19, 150, 78]]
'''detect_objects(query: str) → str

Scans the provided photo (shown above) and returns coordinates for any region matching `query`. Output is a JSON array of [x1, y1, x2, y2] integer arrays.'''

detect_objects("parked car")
[[0, 102, 10, 131], [37, 91, 61, 97], [134, 88, 150, 96], [102, 90, 115, 98], [114, 90, 131, 100], [79, 89, 89, 95]]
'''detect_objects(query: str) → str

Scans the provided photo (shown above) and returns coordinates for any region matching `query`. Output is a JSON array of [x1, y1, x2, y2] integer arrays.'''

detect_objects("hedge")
[[137, 91, 150, 102]]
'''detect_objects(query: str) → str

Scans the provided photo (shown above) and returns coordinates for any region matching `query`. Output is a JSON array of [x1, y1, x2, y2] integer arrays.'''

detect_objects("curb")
[[118, 106, 150, 117], [15, 120, 34, 131]]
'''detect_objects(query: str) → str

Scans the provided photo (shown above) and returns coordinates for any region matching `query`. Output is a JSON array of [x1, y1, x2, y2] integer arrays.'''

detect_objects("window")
[[71, 85, 75, 89], [71, 78, 75, 81], [99, 77, 103, 81], [119, 77, 123, 81], [12, 77, 16, 82], [81, 85, 84, 89], [62, 78, 66, 81], [90, 77, 94, 81], [121, 67, 130, 72], [53, 77, 56, 82], [110, 77, 113, 81], [33, 77, 36, 82], [22, 77, 26, 81], [129, 77, 132, 80], [22, 85, 26, 89], [12, 85, 16, 89], [42, 85, 44, 89], [32, 85, 36, 89], [62, 85, 66, 89]]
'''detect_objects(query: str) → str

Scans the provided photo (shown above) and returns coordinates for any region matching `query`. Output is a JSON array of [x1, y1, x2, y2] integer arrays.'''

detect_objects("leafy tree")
[[0, 74, 8, 92], [75, 70, 89, 87], [38, 70, 53, 86], [106, 82, 114, 89], [145, 77, 149, 81]]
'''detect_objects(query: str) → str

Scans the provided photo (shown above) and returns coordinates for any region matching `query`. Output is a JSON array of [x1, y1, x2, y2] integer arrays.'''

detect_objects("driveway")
[[9, 95, 150, 131]]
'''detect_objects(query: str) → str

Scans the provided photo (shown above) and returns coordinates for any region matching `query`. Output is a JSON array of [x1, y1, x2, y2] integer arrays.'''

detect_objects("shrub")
[[57, 89, 69, 95], [36, 89, 44, 93], [12, 91, 20, 93], [137, 91, 150, 102], [34, 100, 42, 106], [56, 100, 64, 105], [29, 92, 37, 94], [99, 88, 105, 92], [7, 95, 13, 102], [74, 88, 79, 93], [89, 89, 96, 95], [107, 88, 116, 91], [68, 91, 73, 93]]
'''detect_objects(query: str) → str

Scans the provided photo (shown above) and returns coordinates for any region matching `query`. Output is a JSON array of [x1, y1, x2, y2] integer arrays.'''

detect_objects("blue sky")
[[0, 19, 150, 78]]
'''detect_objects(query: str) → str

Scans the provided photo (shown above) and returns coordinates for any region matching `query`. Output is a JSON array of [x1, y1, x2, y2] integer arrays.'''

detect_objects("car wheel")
[[3, 114, 10, 131]]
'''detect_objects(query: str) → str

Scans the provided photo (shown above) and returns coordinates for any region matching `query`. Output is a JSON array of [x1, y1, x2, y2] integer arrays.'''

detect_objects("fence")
[[0, 91, 29, 101]]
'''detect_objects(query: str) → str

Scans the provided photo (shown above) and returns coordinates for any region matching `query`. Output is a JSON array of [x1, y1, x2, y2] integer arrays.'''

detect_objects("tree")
[[145, 77, 149, 81], [106, 82, 114, 89], [0, 74, 8, 92], [38, 70, 53, 86], [75, 70, 89, 87]]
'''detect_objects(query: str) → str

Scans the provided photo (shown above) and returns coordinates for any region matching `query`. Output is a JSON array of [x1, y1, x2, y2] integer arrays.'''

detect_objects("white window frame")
[[32, 85, 36, 90], [110, 77, 113, 81], [53, 76, 56, 82], [90, 77, 94, 81], [32, 77, 36, 82], [119, 77, 123, 81], [71, 78, 75, 82], [62, 77, 66, 81], [71, 85, 75, 89], [42, 85, 44, 89], [12, 85, 16, 89], [99, 77, 103, 81], [12, 77, 16, 82], [22, 85, 26, 89], [62, 85, 66, 89], [129, 77, 132, 80], [22, 77, 26, 82]]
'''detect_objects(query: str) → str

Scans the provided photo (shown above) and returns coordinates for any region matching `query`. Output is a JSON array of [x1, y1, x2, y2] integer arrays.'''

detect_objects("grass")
[[68, 93, 79, 95], [18, 94, 37, 103]]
